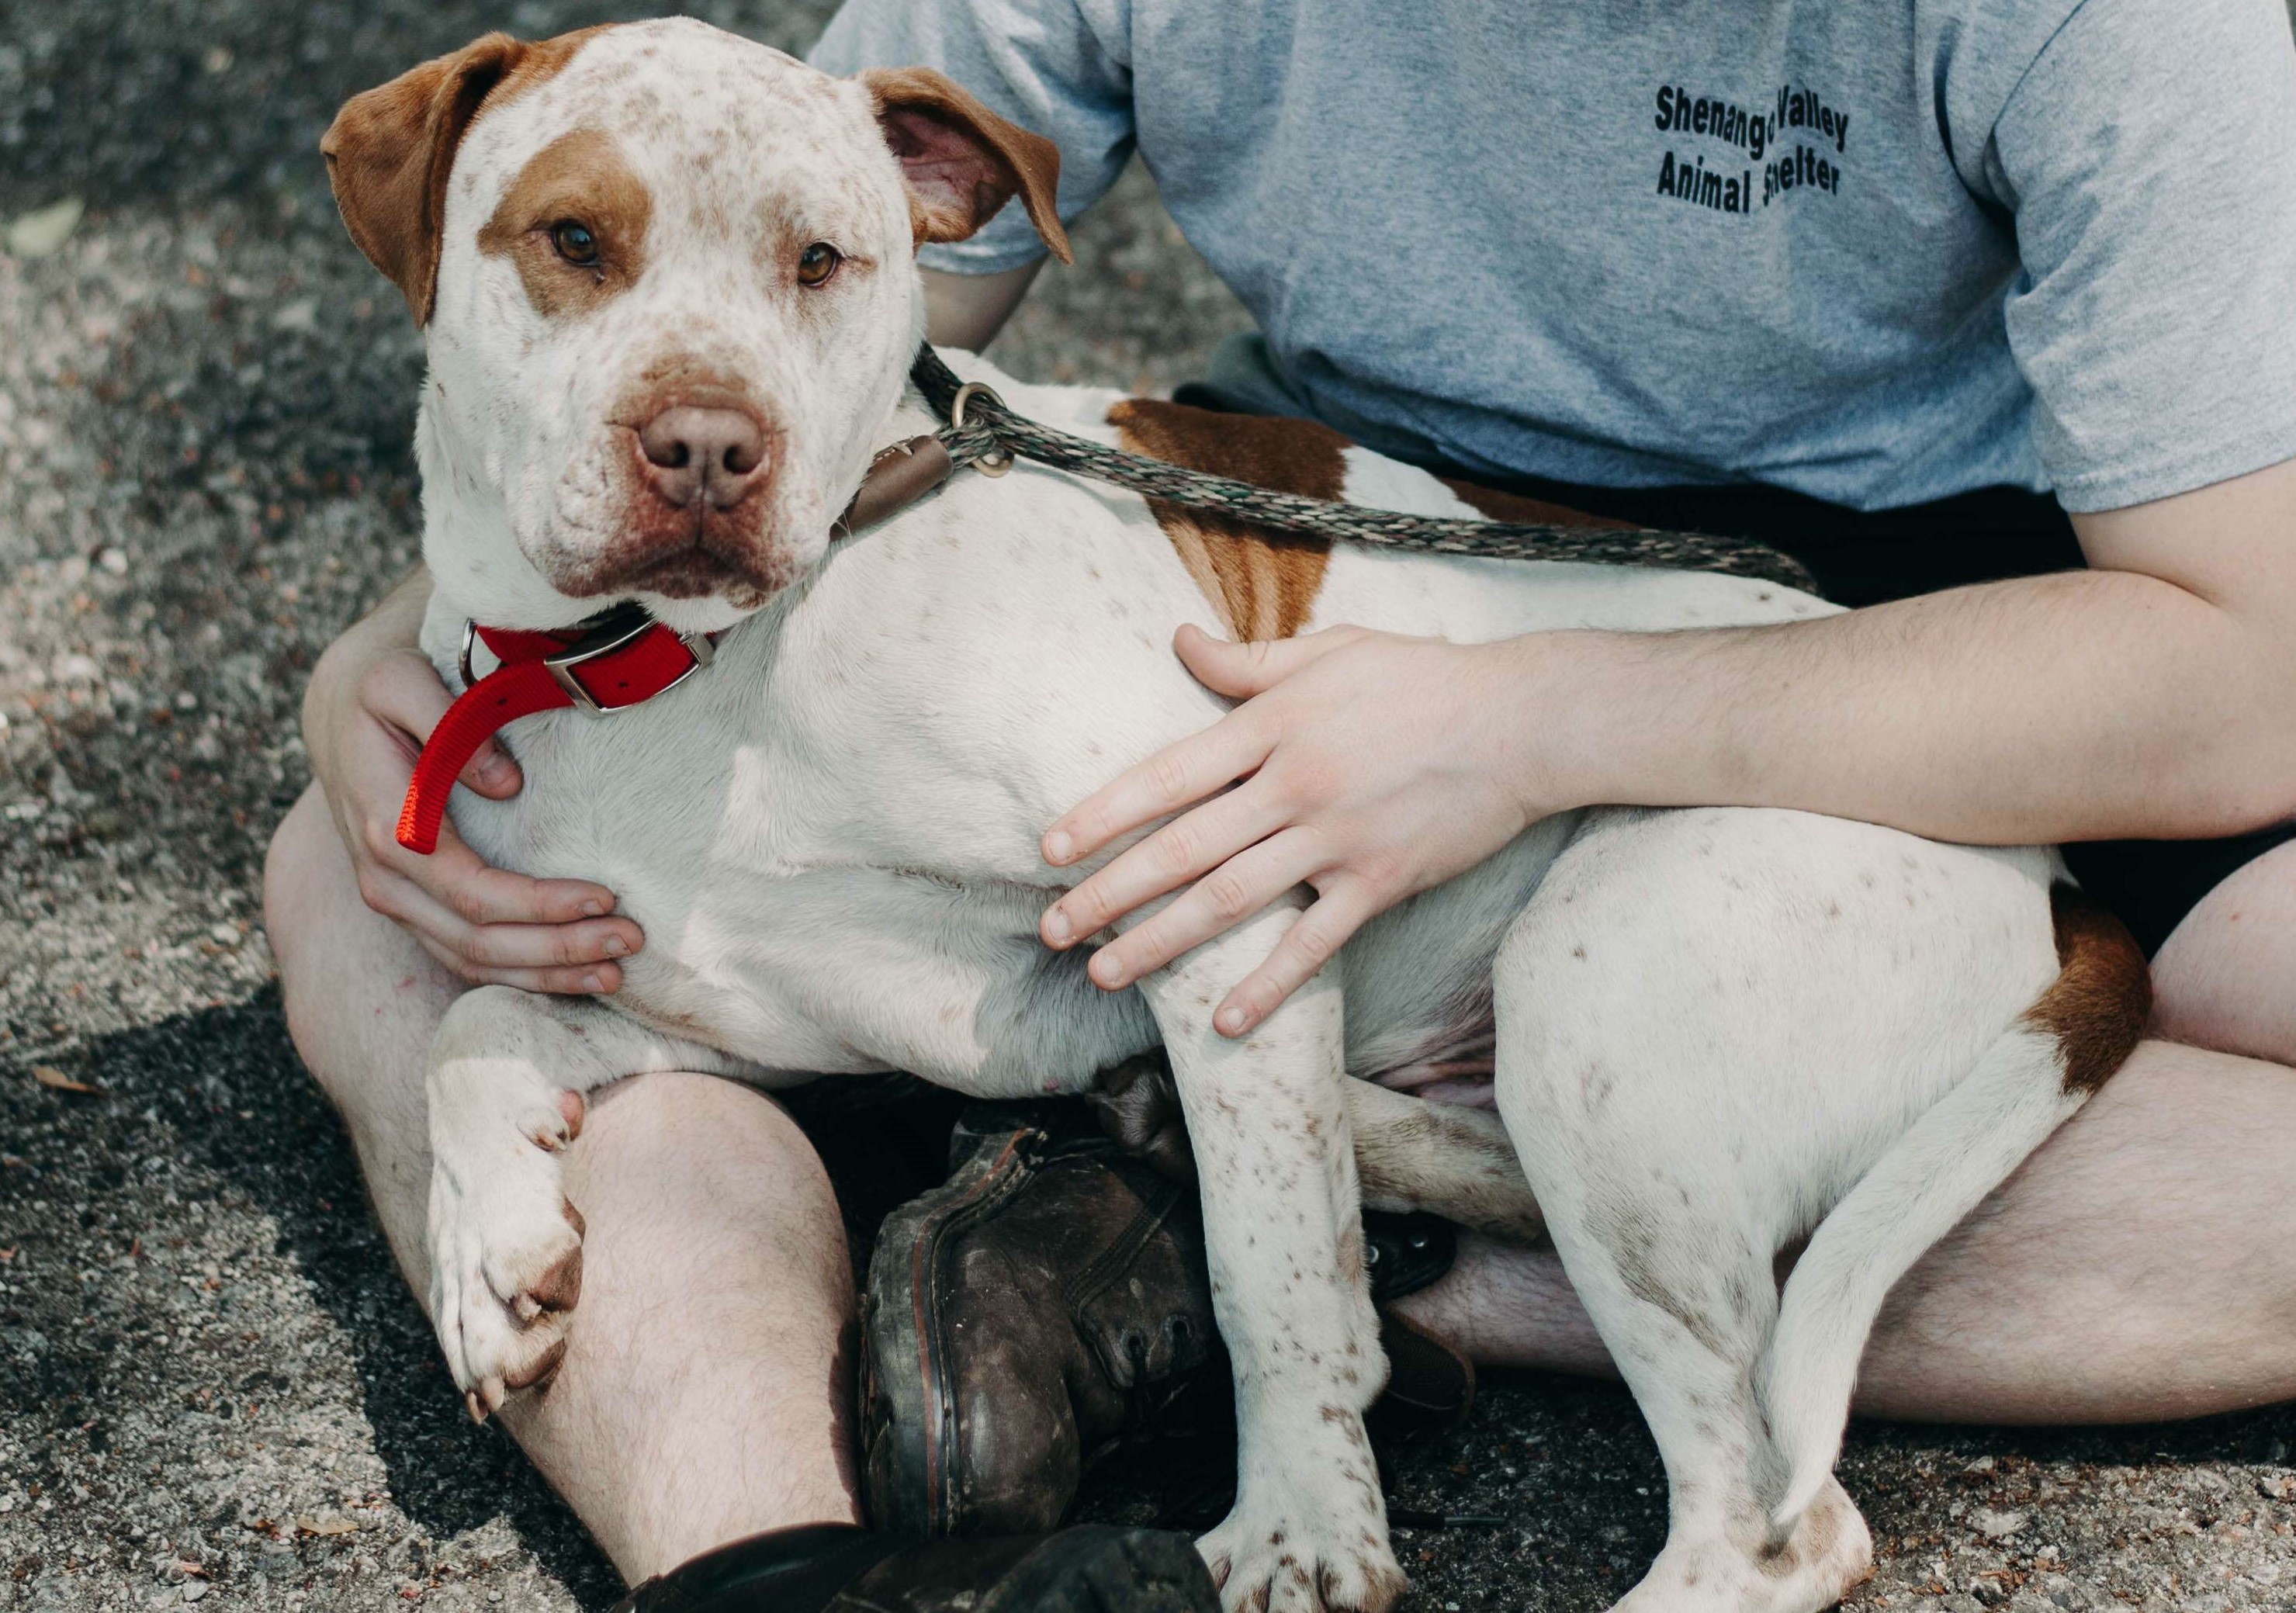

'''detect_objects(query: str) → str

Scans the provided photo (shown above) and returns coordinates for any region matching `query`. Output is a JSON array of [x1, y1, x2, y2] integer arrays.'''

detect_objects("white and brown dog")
[[322, 21, 2147, 1613]]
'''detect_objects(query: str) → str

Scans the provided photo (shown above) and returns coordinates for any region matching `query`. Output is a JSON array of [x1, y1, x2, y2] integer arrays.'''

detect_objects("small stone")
[[1972, 1507, 2028, 1539], [4, 198, 84, 258], [202, 46, 234, 74], [208, 923, 241, 948], [181, 1582, 209, 1604], [1970, 1578, 2010, 1607], [1964, 1455, 1997, 1474], [99, 547, 128, 576], [2260, 1473, 2296, 1502]]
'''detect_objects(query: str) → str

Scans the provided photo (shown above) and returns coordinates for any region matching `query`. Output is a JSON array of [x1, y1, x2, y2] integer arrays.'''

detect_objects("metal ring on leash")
[[949, 382, 1013, 476]]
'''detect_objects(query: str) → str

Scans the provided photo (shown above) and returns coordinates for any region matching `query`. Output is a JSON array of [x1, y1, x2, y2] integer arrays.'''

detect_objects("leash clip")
[[950, 382, 1013, 477]]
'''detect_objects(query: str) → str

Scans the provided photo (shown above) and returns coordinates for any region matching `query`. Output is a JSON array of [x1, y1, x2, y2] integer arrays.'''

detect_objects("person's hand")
[[1037, 624, 1547, 1037], [303, 578, 644, 992]]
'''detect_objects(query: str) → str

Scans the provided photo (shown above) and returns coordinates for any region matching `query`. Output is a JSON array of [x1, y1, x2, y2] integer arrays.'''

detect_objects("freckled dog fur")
[[324, 22, 2148, 1613]]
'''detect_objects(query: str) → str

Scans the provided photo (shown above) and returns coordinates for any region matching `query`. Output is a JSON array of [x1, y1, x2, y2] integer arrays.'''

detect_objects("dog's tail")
[[1759, 884, 2148, 1528]]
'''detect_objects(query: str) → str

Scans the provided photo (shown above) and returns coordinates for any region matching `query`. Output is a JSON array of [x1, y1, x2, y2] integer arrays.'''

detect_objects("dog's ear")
[[861, 67, 1073, 265], [323, 33, 529, 323]]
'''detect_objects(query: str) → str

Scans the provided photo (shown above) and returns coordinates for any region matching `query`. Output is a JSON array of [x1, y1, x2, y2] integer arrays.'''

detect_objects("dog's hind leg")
[[1501, 1124, 1872, 1613], [1487, 817, 1891, 1613], [1342, 1079, 1545, 1243], [1493, 1068, 1874, 1613]]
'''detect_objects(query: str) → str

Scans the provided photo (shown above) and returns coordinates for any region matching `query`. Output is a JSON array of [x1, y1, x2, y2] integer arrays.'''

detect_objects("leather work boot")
[[861, 1067, 1473, 1539], [861, 1099, 1219, 1537], [610, 1521, 1221, 1612]]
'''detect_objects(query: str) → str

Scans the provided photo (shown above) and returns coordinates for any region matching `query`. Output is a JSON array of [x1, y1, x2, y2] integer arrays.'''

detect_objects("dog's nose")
[[636, 406, 771, 509]]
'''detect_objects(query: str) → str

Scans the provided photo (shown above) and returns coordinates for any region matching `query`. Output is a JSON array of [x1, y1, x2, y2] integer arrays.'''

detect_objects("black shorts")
[[1399, 471, 2292, 956], [1174, 371, 2287, 958]]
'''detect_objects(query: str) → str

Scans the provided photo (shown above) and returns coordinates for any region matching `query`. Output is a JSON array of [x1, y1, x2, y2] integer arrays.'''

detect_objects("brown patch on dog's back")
[[1435, 476, 1636, 531], [478, 126, 653, 318], [2022, 883, 2149, 1093], [1108, 398, 1346, 641]]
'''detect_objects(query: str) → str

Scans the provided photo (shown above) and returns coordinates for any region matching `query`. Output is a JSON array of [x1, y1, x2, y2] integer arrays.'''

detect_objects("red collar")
[[396, 604, 715, 853]]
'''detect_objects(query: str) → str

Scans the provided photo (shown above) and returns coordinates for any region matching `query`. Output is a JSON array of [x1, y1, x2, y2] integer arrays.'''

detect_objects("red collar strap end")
[[395, 607, 714, 854]]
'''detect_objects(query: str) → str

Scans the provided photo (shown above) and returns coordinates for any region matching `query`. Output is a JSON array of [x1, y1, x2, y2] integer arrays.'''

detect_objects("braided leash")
[[909, 346, 1820, 596]]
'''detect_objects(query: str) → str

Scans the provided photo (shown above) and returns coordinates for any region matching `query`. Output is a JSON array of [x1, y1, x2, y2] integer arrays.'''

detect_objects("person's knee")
[[2149, 840, 2296, 1064], [262, 784, 452, 1115], [579, 1073, 843, 1226], [265, 787, 342, 1054], [571, 1073, 850, 1300]]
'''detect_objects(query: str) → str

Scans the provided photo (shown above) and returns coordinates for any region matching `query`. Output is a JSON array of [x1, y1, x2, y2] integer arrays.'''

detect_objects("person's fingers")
[[1212, 880, 1381, 1037], [374, 846, 635, 987], [1169, 621, 1358, 699], [359, 650, 523, 798], [1041, 783, 1289, 947], [1082, 828, 1325, 991], [349, 859, 430, 929], [459, 739, 523, 799], [401, 824, 635, 932], [1043, 715, 1275, 868], [448, 913, 639, 973], [413, 932, 626, 997], [358, 650, 454, 741]]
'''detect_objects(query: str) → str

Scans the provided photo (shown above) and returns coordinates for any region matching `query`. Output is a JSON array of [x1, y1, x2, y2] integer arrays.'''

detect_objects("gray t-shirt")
[[812, 0, 2296, 513]]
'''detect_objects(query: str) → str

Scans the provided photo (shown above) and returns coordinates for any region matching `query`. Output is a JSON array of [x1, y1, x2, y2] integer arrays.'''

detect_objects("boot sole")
[[978, 1526, 1221, 1613]]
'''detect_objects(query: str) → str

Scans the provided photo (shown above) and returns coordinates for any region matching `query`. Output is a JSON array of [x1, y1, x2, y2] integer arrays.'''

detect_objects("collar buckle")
[[542, 603, 710, 717]]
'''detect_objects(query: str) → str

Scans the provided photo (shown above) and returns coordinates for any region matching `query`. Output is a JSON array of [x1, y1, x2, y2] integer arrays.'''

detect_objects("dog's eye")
[[796, 241, 842, 287], [550, 220, 601, 268]]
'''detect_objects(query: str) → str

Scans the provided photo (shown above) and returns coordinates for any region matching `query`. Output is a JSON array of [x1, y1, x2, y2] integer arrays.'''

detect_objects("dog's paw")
[[1616, 1476, 1873, 1613], [1197, 1504, 1406, 1613], [426, 1087, 588, 1418]]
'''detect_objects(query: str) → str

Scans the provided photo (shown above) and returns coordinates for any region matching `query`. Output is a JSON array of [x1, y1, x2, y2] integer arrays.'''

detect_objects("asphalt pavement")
[[2, 3, 2293, 1610]]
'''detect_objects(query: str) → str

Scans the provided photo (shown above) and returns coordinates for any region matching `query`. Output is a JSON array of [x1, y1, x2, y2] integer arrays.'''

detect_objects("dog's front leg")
[[424, 986, 744, 1419], [1137, 906, 1406, 1613]]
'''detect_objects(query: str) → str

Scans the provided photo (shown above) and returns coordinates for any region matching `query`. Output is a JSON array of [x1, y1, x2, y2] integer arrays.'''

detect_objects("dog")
[[321, 22, 2148, 1613]]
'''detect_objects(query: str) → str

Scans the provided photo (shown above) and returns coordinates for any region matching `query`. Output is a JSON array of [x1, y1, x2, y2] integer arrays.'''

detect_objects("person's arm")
[[1550, 457, 2296, 843], [924, 262, 1042, 351], [1037, 457, 2296, 1037]]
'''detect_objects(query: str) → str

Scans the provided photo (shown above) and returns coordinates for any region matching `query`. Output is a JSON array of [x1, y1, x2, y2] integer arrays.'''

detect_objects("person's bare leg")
[[2150, 838, 2296, 1064], [1398, 866, 2296, 1424], [264, 787, 857, 1580]]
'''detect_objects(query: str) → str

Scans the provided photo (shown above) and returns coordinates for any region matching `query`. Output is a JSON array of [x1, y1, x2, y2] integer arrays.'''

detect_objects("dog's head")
[[324, 20, 1068, 631]]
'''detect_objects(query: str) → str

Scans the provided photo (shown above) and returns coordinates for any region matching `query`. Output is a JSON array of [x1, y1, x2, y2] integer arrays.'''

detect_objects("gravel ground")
[[2, 4, 2293, 1611]]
